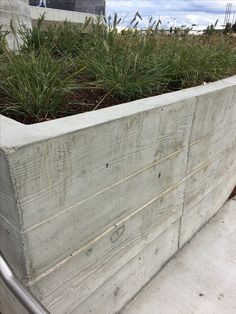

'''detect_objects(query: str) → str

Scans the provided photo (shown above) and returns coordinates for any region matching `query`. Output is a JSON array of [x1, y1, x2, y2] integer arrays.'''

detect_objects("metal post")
[[0, 252, 50, 314]]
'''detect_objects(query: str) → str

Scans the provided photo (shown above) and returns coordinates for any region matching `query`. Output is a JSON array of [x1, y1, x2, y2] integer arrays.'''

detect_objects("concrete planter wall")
[[1, 76, 236, 313], [30, 6, 98, 28], [0, 0, 31, 50]]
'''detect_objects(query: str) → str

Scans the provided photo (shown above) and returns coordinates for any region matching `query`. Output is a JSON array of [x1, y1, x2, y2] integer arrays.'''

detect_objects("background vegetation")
[[0, 14, 236, 123]]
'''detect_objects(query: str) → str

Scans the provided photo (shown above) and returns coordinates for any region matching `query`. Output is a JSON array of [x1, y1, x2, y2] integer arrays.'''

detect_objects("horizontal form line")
[[27, 140, 235, 285]]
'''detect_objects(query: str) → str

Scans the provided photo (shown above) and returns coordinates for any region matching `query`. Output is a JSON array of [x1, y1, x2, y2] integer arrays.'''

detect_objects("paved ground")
[[122, 198, 236, 314]]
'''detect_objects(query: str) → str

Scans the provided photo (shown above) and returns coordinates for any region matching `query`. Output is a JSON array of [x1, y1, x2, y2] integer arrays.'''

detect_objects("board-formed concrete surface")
[[0, 0, 31, 49], [0, 76, 236, 313], [30, 6, 98, 28], [122, 199, 236, 314]]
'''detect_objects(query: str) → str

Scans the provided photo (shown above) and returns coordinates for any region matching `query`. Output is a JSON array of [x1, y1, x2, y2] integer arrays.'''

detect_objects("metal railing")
[[0, 252, 50, 314]]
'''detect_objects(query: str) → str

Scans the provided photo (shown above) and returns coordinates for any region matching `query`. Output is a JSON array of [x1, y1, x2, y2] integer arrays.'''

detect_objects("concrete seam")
[[118, 198, 231, 314], [65, 219, 180, 314], [26, 143, 236, 285], [22, 137, 235, 234], [0, 214, 19, 232], [178, 97, 197, 249], [22, 146, 188, 232]]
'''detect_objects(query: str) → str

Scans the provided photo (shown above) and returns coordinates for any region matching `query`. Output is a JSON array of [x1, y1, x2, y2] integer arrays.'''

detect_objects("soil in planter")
[[0, 75, 235, 125], [0, 89, 129, 125]]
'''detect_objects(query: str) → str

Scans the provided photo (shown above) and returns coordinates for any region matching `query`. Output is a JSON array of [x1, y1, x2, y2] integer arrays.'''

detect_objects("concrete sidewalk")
[[122, 198, 236, 314]]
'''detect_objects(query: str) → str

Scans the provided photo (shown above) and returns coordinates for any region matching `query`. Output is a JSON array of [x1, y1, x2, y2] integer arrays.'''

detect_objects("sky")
[[106, 0, 236, 30]]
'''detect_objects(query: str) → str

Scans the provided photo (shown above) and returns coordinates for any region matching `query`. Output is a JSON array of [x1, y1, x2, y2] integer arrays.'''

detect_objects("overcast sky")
[[106, 0, 236, 29]]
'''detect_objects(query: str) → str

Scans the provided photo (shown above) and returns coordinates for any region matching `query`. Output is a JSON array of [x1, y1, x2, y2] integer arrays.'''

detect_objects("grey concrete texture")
[[0, 278, 28, 314], [0, 0, 32, 49], [122, 199, 236, 314], [0, 76, 236, 313], [75, 0, 105, 15], [30, 6, 98, 28], [29, 0, 106, 15]]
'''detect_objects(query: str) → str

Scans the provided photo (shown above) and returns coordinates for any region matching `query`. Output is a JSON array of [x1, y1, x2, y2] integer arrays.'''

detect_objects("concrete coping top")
[[0, 75, 236, 151]]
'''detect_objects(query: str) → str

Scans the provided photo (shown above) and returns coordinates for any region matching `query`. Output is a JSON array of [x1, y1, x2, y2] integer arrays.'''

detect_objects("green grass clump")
[[80, 31, 168, 99], [0, 15, 236, 122], [19, 15, 86, 57], [0, 50, 77, 120], [155, 36, 236, 90], [78, 29, 236, 100]]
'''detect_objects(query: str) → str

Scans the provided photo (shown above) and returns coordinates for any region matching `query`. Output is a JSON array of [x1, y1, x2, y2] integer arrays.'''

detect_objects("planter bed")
[[0, 76, 236, 313]]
